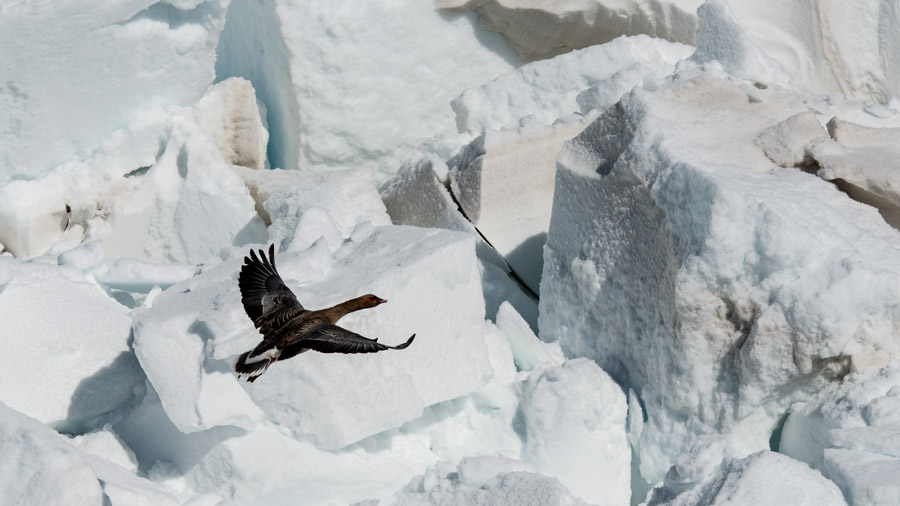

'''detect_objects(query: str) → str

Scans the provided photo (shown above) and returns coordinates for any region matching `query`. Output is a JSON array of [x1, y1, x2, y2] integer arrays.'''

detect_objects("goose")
[[233, 244, 415, 382]]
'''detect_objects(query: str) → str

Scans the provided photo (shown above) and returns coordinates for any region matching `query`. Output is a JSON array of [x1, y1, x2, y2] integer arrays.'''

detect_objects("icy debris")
[[781, 360, 900, 505], [810, 118, 900, 230], [216, 0, 517, 177], [194, 77, 269, 171], [0, 257, 142, 433], [646, 449, 847, 506], [133, 227, 493, 449], [451, 35, 694, 134], [0, 0, 229, 182], [438, 0, 700, 63], [540, 65, 900, 484], [495, 301, 562, 371], [235, 166, 390, 253], [754, 111, 827, 168], [0, 402, 182, 506], [101, 110, 267, 264], [518, 359, 629, 505]]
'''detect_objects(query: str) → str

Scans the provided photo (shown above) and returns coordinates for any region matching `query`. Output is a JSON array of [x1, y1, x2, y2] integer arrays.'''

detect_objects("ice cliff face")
[[2, 1, 900, 505]]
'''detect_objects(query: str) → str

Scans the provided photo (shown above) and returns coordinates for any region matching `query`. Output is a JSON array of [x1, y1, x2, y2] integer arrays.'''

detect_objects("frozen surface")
[[0, 257, 142, 433], [0, 0, 229, 182], [540, 51, 900, 484], [216, 0, 518, 177], [519, 359, 630, 505], [235, 166, 390, 253], [646, 448, 847, 506], [781, 360, 900, 505], [133, 227, 493, 449], [438, 0, 700, 63]]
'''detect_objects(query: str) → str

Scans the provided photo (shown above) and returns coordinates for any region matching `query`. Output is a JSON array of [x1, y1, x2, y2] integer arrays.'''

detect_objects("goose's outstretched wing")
[[295, 324, 415, 354], [238, 244, 304, 331]]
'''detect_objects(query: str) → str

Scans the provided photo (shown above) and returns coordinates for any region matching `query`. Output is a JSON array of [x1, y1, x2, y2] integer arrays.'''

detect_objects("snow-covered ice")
[[5, 0, 900, 504]]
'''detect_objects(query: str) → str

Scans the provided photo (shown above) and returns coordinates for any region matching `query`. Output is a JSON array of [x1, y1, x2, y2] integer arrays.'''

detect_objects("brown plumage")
[[233, 244, 415, 382]]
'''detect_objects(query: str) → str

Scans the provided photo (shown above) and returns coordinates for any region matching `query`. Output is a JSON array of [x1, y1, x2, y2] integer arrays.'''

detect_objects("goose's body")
[[234, 245, 415, 382]]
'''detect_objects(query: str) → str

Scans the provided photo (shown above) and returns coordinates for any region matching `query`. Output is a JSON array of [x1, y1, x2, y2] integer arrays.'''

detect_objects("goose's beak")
[[378, 298, 388, 304]]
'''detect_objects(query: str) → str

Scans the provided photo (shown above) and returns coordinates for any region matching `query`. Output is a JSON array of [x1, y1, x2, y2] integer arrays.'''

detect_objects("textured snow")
[[0, 258, 142, 433], [781, 360, 900, 506], [215, 0, 518, 178], [540, 20, 900, 483], [0, 0, 229, 183]]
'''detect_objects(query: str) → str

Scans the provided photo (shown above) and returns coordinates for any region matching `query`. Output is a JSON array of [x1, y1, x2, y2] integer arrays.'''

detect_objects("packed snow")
[[3, 0, 900, 505]]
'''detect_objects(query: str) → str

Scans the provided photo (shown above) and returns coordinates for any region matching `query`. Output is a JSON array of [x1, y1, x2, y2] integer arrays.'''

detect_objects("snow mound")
[[438, 0, 700, 63], [754, 111, 827, 168], [646, 447, 847, 506], [215, 0, 518, 177], [0, 402, 182, 506], [0, 0, 229, 182], [236, 166, 391, 253], [540, 65, 900, 484], [0, 257, 142, 433], [518, 359, 629, 506], [194, 77, 269, 171], [781, 359, 900, 506], [133, 226, 493, 450]]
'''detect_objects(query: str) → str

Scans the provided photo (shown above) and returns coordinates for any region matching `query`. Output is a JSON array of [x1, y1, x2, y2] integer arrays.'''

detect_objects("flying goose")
[[233, 244, 415, 382]]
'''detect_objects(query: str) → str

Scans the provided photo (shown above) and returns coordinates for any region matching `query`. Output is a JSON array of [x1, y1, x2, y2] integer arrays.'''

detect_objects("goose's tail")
[[233, 347, 279, 383]]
